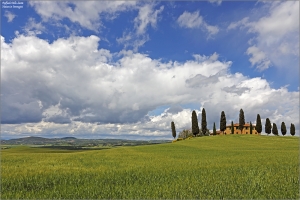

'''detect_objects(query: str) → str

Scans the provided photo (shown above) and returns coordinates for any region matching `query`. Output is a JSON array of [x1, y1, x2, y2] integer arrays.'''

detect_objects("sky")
[[1, 0, 299, 140]]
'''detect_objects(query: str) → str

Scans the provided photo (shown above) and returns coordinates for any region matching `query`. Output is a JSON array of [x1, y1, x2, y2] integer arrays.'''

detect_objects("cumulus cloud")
[[29, 1, 137, 31], [222, 85, 250, 95], [228, 1, 299, 73], [166, 105, 184, 114], [1, 34, 298, 139], [177, 11, 219, 37], [4, 10, 16, 22]]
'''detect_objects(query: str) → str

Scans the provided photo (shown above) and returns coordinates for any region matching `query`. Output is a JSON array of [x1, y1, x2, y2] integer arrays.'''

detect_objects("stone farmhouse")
[[213, 123, 259, 135]]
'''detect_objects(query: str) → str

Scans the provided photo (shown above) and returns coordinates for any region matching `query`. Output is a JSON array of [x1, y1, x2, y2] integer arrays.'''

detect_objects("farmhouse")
[[214, 123, 259, 135]]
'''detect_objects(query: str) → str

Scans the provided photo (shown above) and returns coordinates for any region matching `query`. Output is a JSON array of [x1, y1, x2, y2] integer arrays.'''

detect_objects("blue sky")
[[1, 0, 299, 139]]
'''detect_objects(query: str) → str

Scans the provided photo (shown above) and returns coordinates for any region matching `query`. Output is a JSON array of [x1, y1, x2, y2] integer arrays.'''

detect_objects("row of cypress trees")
[[171, 109, 296, 139], [265, 118, 296, 136]]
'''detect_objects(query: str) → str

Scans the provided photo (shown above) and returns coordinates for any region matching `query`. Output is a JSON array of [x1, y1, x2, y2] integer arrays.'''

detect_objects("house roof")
[[210, 130, 223, 135], [226, 123, 256, 127]]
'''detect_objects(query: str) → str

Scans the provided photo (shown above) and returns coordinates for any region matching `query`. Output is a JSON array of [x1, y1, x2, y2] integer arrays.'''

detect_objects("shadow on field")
[[34, 146, 111, 151]]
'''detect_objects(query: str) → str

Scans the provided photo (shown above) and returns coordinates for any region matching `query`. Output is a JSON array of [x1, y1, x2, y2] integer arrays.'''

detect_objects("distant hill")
[[3, 136, 53, 144], [1, 136, 171, 146], [61, 137, 77, 140]]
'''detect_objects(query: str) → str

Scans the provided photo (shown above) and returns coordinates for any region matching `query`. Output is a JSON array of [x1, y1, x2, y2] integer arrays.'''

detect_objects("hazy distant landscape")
[[1, 136, 170, 149]]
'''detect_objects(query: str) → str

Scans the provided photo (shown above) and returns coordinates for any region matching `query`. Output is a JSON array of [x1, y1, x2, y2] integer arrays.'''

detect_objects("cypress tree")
[[171, 121, 176, 139], [256, 114, 262, 134], [281, 122, 287, 136], [250, 121, 253, 135], [231, 121, 234, 134], [290, 123, 295, 136], [191, 110, 199, 137], [220, 111, 226, 134], [265, 118, 272, 135], [213, 122, 217, 135], [239, 109, 245, 133], [201, 108, 207, 136], [272, 123, 278, 136]]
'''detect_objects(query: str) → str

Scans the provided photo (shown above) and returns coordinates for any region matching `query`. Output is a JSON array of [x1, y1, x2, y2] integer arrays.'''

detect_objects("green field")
[[1, 135, 299, 199]]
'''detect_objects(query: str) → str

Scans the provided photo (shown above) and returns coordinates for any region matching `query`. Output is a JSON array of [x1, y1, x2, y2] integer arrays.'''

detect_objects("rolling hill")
[[1, 135, 299, 199]]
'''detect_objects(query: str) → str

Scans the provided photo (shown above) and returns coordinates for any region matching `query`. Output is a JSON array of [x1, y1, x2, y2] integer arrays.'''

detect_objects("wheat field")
[[1, 135, 299, 199]]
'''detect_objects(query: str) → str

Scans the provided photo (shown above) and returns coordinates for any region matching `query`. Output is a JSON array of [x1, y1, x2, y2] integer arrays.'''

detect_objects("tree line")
[[171, 108, 296, 139]]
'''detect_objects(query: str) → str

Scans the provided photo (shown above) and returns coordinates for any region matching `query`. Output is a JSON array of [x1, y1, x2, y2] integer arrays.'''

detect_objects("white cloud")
[[23, 18, 46, 36], [117, 32, 150, 52], [228, 1, 299, 72], [227, 17, 249, 30], [204, 23, 219, 37], [249, 1, 299, 43], [1, 34, 298, 139], [30, 1, 163, 51], [134, 4, 164, 35], [177, 11, 203, 28], [209, 0, 222, 6], [29, 1, 137, 31], [117, 3, 164, 51], [4, 10, 16, 22], [177, 11, 219, 37], [246, 45, 271, 71]]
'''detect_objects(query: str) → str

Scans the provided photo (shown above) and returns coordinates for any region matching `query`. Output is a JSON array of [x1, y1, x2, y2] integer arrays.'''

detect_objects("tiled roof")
[[226, 123, 256, 127]]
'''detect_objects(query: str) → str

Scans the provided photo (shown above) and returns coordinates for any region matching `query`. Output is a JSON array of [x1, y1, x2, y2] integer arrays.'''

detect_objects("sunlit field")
[[1, 135, 299, 199]]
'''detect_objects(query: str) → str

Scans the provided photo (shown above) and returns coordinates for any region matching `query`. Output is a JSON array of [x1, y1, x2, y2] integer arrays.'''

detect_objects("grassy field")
[[1, 135, 299, 199]]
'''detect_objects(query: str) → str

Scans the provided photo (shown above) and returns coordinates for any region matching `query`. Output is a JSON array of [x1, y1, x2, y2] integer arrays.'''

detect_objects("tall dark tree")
[[239, 109, 245, 133], [290, 123, 295, 136], [265, 118, 272, 135], [220, 111, 226, 134], [272, 123, 278, 136], [256, 114, 262, 134], [250, 122, 253, 135], [213, 122, 217, 135], [281, 122, 287, 136], [171, 121, 176, 139], [201, 108, 207, 136], [231, 121, 234, 134], [191, 110, 199, 137]]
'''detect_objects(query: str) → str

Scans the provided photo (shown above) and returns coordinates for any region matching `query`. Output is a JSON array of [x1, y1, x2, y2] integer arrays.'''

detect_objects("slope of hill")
[[1, 135, 299, 199]]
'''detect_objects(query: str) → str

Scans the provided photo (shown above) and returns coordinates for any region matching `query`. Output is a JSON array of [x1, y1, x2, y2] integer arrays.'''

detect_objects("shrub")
[[178, 129, 193, 139]]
